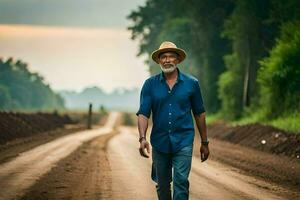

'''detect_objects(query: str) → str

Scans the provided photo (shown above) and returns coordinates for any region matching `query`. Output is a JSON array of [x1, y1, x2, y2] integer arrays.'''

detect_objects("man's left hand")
[[200, 145, 210, 162]]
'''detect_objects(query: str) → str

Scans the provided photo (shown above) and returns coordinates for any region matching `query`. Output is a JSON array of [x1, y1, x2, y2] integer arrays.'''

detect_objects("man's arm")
[[138, 114, 148, 140], [194, 112, 210, 162], [194, 112, 208, 142], [137, 114, 150, 158]]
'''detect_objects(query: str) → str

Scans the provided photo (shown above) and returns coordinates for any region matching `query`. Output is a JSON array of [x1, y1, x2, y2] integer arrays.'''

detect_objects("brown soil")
[[193, 123, 300, 195], [5, 123, 300, 200], [0, 111, 74, 144], [207, 121, 300, 158], [0, 124, 86, 164], [20, 130, 118, 200], [0, 112, 108, 164], [2, 114, 299, 199]]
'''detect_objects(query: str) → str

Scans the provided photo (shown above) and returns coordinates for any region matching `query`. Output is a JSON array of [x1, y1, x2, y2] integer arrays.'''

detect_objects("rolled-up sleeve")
[[191, 79, 205, 115], [136, 79, 152, 118]]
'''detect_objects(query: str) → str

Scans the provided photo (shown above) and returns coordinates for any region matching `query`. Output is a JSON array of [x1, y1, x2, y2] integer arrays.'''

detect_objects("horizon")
[[58, 84, 140, 94], [0, 0, 150, 93]]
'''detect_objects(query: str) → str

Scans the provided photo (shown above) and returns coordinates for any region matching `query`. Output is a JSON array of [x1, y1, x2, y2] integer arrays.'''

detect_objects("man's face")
[[158, 52, 179, 73]]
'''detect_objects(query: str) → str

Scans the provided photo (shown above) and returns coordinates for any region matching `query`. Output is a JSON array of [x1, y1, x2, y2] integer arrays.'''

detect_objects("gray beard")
[[160, 64, 177, 74]]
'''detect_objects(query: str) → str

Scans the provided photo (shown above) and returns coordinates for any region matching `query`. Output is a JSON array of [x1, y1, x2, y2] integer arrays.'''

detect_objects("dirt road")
[[1, 114, 299, 200], [107, 127, 294, 200], [0, 112, 120, 200]]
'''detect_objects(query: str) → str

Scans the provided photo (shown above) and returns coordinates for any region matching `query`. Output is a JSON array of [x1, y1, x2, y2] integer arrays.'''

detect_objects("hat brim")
[[151, 48, 186, 64]]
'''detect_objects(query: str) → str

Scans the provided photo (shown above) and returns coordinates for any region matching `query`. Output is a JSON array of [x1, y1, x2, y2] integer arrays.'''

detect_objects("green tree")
[[219, 0, 274, 118], [128, 0, 233, 113], [185, 0, 234, 113], [0, 85, 12, 109], [128, 0, 300, 120], [0, 57, 65, 111], [258, 21, 300, 118]]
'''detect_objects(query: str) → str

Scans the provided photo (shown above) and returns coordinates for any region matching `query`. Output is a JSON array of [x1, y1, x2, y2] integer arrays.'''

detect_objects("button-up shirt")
[[136, 68, 205, 153]]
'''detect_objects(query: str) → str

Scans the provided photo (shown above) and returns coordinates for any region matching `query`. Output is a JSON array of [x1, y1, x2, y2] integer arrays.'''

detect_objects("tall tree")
[[219, 0, 274, 118], [0, 58, 65, 111], [128, 0, 233, 113]]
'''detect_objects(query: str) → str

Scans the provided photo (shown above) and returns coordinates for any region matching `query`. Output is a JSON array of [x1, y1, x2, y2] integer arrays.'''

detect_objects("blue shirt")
[[136, 68, 205, 153]]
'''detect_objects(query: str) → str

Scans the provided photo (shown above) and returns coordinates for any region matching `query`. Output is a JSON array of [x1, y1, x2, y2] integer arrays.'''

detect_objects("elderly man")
[[136, 41, 209, 200]]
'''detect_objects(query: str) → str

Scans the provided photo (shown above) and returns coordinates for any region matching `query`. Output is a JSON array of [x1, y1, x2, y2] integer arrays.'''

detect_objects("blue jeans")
[[151, 144, 193, 200]]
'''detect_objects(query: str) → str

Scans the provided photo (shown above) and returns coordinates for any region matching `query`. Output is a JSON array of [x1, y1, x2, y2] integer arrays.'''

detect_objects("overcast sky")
[[0, 0, 144, 28], [0, 0, 149, 93]]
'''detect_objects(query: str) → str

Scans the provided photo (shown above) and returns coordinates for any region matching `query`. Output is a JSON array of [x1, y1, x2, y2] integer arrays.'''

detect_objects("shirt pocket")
[[176, 91, 192, 109], [152, 89, 168, 101]]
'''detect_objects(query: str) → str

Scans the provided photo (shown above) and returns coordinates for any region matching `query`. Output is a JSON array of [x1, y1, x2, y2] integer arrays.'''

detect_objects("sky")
[[0, 0, 149, 93]]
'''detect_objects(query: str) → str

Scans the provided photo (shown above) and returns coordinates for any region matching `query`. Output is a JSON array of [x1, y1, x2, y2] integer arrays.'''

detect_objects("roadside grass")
[[205, 112, 224, 125], [227, 111, 300, 134], [267, 113, 300, 133]]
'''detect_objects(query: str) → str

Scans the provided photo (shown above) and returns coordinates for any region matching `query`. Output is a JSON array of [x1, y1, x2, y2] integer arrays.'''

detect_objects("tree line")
[[128, 0, 300, 120], [0, 57, 65, 111]]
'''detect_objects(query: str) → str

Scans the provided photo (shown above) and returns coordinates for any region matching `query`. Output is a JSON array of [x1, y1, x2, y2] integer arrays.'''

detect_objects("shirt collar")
[[159, 67, 184, 82]]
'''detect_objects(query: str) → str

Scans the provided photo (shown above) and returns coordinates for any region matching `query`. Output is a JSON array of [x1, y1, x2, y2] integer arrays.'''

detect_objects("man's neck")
[[163, 67, 178, 81]]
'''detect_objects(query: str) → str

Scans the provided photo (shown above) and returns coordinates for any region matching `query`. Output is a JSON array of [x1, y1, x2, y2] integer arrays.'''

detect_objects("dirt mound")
[[208, 121, 300, 158], [0, 112, 74, 144]]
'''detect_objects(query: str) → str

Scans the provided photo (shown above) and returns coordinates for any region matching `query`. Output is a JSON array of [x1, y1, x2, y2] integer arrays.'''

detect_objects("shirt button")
[[169, 122, 171, 124], [169, 104, 172, 106], [169, 113, 171, 115], [168, 90, 171, 93], [168, 130, 171, 133]]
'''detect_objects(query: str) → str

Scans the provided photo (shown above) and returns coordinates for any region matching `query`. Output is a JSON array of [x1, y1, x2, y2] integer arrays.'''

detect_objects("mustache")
[[163, 63, 175, 67]]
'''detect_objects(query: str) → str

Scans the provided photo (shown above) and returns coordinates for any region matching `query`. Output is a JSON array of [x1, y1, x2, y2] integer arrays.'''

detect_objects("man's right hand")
[[139, 139, 150, 158]]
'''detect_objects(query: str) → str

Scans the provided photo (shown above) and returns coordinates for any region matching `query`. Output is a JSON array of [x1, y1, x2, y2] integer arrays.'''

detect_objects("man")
[[136, 41, 209, 200]]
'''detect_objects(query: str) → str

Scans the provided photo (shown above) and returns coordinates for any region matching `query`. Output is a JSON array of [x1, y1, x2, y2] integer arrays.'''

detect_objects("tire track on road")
[[107, 126, 292, 200], [0, 112, 120, 200]]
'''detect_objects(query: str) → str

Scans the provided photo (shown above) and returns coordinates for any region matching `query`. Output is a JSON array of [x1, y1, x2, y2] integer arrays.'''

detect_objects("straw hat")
[[151, 41, 186, 64]]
